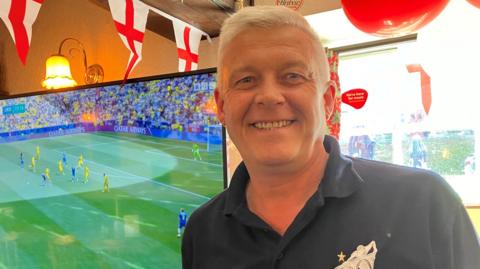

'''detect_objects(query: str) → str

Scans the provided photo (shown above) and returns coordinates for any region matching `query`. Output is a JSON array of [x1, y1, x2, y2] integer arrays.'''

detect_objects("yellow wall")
[[0, 0, 217, 95], [467, 207, 480, 235]]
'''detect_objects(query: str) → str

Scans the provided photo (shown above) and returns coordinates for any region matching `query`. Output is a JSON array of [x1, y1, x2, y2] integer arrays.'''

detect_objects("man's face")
[[215, 26, 334, 171]]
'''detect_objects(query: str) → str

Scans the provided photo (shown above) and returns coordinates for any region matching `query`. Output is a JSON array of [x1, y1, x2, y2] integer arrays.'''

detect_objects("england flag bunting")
[[172, 19, 203, 72], [108, 0, 150, 81], [0, 0, 44, 65], [147, 5, 210, 73]]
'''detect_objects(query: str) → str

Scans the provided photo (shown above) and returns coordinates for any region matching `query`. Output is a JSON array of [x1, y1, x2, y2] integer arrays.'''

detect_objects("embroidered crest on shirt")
[[335, 241, 377, 269]]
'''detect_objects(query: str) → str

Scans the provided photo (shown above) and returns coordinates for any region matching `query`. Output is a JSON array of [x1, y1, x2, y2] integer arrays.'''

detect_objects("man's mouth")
[[251, 120, 294, 130]]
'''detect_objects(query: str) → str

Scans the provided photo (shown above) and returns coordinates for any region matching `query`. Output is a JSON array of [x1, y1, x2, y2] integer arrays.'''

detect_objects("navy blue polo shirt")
[[182, 136, 480, 269]]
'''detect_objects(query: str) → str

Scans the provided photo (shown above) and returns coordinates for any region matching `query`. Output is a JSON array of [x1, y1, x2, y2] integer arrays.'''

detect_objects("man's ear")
[[214, 88, 225, 125], [323, 80, 337, 120]]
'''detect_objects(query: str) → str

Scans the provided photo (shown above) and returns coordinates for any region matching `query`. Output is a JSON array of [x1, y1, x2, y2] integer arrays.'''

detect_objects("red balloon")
[[467, 0, 480, 8], [341, 0, 450, 37]]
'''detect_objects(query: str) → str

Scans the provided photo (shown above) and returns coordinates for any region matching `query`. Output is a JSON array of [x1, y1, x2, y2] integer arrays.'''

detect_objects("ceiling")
[[90, 0, 368, 48], [89, 0, 243, 41], [88, 0, 403, 49], [306, 9, 381, 49]]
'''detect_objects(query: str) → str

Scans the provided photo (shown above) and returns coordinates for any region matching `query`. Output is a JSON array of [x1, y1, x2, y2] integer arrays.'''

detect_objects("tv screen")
[[0, 68, 224, 268]]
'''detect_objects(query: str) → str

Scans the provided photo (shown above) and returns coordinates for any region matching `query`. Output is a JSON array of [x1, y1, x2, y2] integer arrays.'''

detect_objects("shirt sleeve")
[[451, 205, 480, 268], [425, 173, 480, 269], [430, 193, 480, 268]]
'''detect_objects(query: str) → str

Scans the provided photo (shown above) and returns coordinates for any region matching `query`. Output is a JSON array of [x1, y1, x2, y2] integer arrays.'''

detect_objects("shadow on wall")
[[0, 42, 5, 95], [0, 43, 8, 96]]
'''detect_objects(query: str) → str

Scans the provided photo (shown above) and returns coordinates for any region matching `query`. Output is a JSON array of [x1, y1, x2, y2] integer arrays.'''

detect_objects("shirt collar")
[[223, 135, 364, 216]]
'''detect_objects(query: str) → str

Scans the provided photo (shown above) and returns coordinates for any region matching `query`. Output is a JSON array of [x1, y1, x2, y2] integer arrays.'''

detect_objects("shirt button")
[[263, 229, 269, 233], [277, 252, 284, 260]]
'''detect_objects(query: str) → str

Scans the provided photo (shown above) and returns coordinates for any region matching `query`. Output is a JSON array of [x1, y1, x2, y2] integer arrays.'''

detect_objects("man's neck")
[[245, 143, 329, 235]]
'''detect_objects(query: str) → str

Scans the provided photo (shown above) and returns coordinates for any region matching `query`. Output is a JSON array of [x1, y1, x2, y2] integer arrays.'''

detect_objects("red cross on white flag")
[[0, 0, 43, 65], [173, 20, 203, 72], [149, 5, 210, 72], [108, 0, 149, 81]]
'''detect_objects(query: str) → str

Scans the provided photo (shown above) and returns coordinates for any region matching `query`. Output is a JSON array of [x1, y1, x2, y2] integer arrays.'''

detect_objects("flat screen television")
[[0, 68, 225, 269]]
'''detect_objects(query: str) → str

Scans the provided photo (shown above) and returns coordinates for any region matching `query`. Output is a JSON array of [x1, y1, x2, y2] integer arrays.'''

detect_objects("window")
[[338, 41, 480, 206]]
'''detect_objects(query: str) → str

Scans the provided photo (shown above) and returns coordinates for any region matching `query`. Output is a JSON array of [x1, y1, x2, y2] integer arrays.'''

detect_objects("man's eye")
[[236, 76, 254, 85], [285, 73, 304, 81]]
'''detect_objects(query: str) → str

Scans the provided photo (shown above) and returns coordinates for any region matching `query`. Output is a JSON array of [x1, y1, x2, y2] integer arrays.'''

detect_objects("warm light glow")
[[42, 55, 77, 89]]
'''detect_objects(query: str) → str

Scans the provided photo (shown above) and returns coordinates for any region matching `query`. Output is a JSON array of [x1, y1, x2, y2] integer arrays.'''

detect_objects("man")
[[71, 166, 76, 182], [40, 173, 48, 186], [44, 167, 51, 183], [410, 133, 427, 168], [102, 173, 109, 193], [192, 143, 202, 161], [78, 153, 84, 168], [20, 152, 24, 168], [181, 6, 480, 269], [62, 152, 67, 166], [178, 208, 188, 238], [35, 145, 40, 160], [30, 155, 36, 173], [83, 165, 89, 184], [58, 159, 65, 175]]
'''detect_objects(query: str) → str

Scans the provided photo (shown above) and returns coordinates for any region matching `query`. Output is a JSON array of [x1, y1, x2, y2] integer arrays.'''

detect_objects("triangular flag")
[[406, 64, 432, 115], [108, 0, 149, 81], [0, 0, 43, 65], [173, 20, 203, 72], [136, 4, 211, 73]]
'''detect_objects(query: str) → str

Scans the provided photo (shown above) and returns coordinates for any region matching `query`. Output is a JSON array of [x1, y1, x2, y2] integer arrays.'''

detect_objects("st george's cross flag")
[[108, 0, 150, 80], [148, 4, 210, 73], [0, 0, 43, 65], [172, 19, 203, 72]]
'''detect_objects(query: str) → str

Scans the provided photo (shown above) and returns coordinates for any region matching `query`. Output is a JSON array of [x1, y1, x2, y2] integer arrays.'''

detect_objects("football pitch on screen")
[[0, 132, 224, 269]]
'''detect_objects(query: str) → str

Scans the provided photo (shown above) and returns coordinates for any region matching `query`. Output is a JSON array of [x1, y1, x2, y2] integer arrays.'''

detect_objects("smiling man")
[[181, 6, 480, 269]]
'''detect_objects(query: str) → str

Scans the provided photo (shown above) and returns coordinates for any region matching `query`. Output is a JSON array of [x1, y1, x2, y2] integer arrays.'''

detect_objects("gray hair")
[[217, 6, 330, 88]]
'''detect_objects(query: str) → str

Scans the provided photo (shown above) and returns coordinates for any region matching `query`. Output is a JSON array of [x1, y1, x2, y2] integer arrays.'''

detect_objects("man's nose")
[[253, 78, 286, 106]]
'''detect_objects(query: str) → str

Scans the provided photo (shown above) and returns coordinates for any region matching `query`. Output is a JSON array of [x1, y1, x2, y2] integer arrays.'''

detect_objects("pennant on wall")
[[0, 0, 44, 65], [108, 0, 150, 81], [148, 5, 210, 73], [172, 20, 203, 72], [406, 64, 432, 115]]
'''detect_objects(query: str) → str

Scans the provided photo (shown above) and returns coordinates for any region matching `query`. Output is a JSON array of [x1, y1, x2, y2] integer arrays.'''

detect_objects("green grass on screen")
[[0, 132, 223, 269]]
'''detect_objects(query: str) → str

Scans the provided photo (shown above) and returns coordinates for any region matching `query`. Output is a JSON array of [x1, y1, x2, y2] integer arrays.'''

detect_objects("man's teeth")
[[253, 120, 293, 129]]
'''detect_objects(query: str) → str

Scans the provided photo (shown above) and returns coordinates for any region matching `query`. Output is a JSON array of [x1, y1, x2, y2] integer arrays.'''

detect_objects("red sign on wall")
[[342, 88, 368, 109]]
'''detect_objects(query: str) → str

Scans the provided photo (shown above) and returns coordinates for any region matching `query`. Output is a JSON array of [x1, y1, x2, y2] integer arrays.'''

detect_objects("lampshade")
[[42, 55, 77, 89]]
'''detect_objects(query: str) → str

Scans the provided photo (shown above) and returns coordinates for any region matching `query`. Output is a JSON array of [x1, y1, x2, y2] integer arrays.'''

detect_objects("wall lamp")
[[42, 38, 104, 89]]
